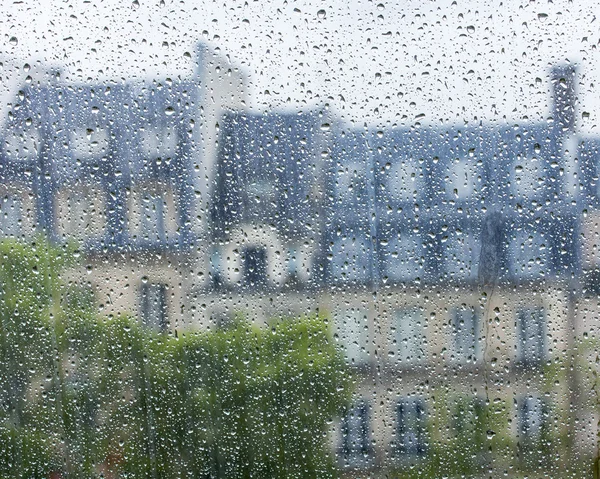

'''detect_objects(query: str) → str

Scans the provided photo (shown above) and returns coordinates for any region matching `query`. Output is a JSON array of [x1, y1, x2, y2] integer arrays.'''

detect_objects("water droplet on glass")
[[317, 9, 326, 19]]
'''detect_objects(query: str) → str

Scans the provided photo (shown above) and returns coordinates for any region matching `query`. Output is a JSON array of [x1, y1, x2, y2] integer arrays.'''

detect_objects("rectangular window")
[[129, 186, 178, 244], [0, 194, 23, 238], [140, 282, 168, 332], [336, 161, 368, 204], [335, 309, 369, 366], [141, 126, 178, 159], [4, 127, 41, 161], [394, 308, 426, 366], [450, 306, 479, 364], [518, 396, 547, 443], [287, 246, 299, 281], [388, 160, 423, 202], [396, 398, 427, 457], [141, 192, 166, 242], [242, 246, 268, 287], [509, 230, 548, 279], [55, 186, 105, 242], [443, 232, 480, 281], [445, 159, 480, 200], [210, 247, 223, 288], [341, 401, 371, 466], [70, 127, 110, 160], [331, 233, 371, 283], [512, 156, 544, 199], [384, 234, 424, 282], [516, 308, 546, 365]]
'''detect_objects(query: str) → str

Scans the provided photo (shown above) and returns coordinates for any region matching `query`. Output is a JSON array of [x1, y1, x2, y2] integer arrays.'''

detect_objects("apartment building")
[[0, 46, 596, 476], [325, 64, 586, 476], [0, 42, 246, 331], [201, 63, 589, 475]]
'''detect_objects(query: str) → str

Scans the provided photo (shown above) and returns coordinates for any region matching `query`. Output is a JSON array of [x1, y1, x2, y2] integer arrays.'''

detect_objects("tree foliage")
[[0, 238, 352, 478]]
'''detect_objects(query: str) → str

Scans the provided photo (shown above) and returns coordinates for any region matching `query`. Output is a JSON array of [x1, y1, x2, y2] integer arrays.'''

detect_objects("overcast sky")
[[1, 0, 599, 133]]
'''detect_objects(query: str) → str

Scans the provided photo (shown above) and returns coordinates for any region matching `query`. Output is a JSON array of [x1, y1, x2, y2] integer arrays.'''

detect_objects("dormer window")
[[4, 127, 41, 161], [388, 159, 423, 202], [336, 162, 368, 203], [70, 127, 109, 160], [445, 159, 479, 200], [512, 156, 544, 199], [141, 126, 178, 159]]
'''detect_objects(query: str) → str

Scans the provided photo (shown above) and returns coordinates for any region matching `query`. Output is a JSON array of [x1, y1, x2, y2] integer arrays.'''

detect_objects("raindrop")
[[165, 106, 175, 116], [317, 9, 326, 19], [9, 36, 18, 46]]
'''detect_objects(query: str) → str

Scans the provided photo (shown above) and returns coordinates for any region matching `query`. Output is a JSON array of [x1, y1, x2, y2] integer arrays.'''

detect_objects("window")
[[450, 306, 479, 364], [55, 186, 105, 242], [393, 308, 426, 366], [140, 282, 168, 331], [396, 398, 427, 457], [388, 160, 423, 202], [70, 127, 109, 160], [512, 156, 544, 199], [242, 246, 268, 287], [443, 231, 480, 281], [518, 396, 547, 443], [209, 246, 223, 288], [340, 401, 371, 467], [140, 126, 178, 159], [335, 309, 369, 366], [142, 192, 166, 241], [384, 234, 423, 282], [129, 186, 178, 243], [509, 229, 548, 279], [445, 159, 479, 200], [3, 127, 41, 161], [336, 162, 368, 203], [331, 233, 371, 283], [0, 193, 24, 238], [516, 308, 546, 366]]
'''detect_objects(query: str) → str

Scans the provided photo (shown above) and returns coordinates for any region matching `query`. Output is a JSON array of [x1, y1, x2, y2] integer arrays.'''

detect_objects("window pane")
[[2, 2, 597, 478]]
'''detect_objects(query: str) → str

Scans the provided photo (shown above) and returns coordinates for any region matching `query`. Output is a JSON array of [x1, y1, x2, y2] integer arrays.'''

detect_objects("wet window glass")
[[1, 1, 599, 478]]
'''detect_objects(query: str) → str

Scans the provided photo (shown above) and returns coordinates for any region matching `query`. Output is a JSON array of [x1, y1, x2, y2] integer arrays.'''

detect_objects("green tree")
[[0, 237, 352, 478]]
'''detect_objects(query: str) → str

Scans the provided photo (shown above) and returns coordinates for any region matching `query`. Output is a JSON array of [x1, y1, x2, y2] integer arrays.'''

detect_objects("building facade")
[[0, 42, 245, 331], [1, 50, 598, 477]]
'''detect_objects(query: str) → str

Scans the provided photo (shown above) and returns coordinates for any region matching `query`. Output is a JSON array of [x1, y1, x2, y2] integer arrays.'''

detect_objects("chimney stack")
[[550, 64, 577, 133]]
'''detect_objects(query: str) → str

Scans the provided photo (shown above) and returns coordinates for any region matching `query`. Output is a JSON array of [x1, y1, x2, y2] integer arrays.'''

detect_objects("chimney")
[[550, 64, 577, 133]]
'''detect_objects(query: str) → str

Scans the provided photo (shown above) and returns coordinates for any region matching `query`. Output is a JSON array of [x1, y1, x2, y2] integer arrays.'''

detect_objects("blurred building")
[[323, 63, 591, 475], [0, 47, 597, 476], [0, 42, 246, 331]]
